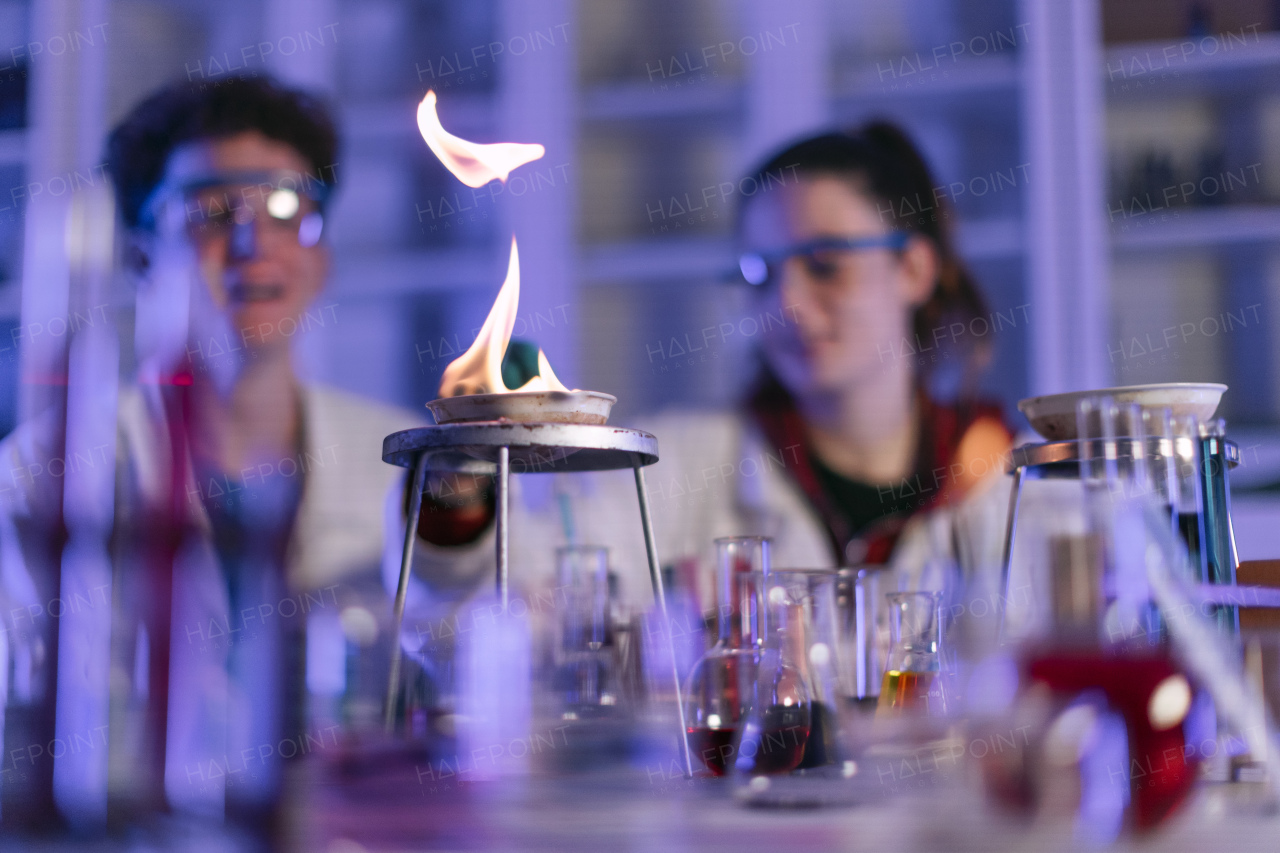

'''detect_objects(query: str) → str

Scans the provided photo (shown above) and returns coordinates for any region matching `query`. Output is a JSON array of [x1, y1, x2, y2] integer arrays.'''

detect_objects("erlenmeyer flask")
[[732, 599, 812, 775], [876, 592, 947, 716], [682, 537, 769, 775], [768, 569, 841, 769]]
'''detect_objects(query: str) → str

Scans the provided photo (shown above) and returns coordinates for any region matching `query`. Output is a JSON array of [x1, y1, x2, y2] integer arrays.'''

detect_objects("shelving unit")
[[0, 2, 28, 434], [1101, 4, 1280, 424]]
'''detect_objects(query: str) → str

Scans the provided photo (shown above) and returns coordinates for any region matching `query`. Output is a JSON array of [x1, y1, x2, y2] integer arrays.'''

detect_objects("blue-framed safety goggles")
[[736, 232, 911, 286], [140, 169, 331, 248]]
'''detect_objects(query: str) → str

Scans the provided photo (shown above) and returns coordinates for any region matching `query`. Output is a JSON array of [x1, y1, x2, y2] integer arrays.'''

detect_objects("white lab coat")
[[0, 383, 423, 817]]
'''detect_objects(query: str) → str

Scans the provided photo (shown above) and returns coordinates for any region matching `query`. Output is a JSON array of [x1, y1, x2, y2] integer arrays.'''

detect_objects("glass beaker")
[[715, 536, 770, 649], [682, 537, 771, 775], [554, 546, 615, 716], [836, 566, 892, 702], [1147, 409, 1208, 587], [876, 591, 947, 716], [1199, 417, 1241, 633]]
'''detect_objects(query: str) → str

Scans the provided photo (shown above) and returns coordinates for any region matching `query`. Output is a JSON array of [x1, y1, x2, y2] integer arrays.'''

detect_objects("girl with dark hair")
[[736, 122, 1013, 569]]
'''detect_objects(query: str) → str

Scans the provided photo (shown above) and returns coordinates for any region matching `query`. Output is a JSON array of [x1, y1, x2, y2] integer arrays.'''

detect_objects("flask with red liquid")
[[993, 398, 1198, 836], [731, 597, 812, 776], [682, 537, 769, 775], [768, 568, 843, 769]]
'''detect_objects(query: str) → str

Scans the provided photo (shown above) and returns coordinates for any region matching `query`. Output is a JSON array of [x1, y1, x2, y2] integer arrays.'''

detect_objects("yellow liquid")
[[876, 670, 938, 715]]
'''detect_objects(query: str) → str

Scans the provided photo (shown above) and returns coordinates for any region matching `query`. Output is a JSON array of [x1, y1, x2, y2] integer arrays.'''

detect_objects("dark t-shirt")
[[808, 449, 924, 541]]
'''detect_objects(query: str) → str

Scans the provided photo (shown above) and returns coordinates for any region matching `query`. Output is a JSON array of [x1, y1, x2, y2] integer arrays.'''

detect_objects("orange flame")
[[437, 237, 573, 397], [416, 90, 545, 187]]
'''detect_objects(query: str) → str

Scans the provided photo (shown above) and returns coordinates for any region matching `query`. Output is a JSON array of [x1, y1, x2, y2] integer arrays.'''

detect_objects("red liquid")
[[796, 701, 836, 769], [687, 727, 737, 776], [742, 704, 810, 775], [1027, 650, 1194, 831]]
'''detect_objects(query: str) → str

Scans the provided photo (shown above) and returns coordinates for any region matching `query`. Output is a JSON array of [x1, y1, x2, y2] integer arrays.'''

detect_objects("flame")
[[423, 91, 571, 398], [437, 237, 573, 397], [509, 348, 571, 393], [531, 350, 566, 391], [416, 90, 545, 187]]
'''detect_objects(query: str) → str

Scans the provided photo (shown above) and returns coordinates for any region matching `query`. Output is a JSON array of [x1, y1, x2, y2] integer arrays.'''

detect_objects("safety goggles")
[[142, 170, 330, 248], [736, 232, 910, 287]]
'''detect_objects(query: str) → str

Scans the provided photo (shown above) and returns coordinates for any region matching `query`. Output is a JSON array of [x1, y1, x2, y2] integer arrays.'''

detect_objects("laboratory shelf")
[[580, 79, 743, 123], [1110, 205, 1280, 251], [833, 54, 1020, 110], [1104, 30, 1280, 101]]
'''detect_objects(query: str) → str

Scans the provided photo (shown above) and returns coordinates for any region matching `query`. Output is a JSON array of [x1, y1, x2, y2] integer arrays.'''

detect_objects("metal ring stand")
[[997, 436, 1241, 636], [381, 421, 694, 777]]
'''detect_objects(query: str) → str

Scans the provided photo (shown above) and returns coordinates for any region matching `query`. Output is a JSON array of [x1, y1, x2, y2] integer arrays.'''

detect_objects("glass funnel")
[[681, 536, 770, 775], [876, 591, 947, 716]]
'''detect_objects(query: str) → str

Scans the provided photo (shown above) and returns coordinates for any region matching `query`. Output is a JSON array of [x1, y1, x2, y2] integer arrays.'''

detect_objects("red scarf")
[[747, 381, 1009, 565]]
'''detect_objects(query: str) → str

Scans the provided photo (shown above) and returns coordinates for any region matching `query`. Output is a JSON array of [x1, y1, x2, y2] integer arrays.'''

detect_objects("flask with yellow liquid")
[[876, 591, 947, 716]]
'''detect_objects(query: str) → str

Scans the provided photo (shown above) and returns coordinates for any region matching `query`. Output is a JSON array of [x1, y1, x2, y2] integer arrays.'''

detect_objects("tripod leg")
[[633, 464, 693, 778], [385, 452, 430, 733]]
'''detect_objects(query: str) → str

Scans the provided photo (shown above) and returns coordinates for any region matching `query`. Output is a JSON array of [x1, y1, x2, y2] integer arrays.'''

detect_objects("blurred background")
[[4, 0, 1280, 488]]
